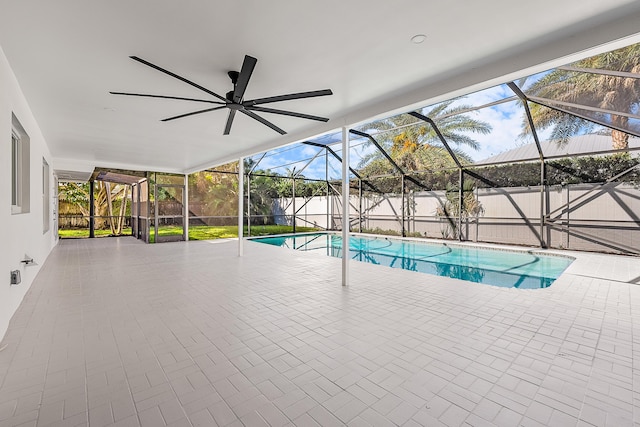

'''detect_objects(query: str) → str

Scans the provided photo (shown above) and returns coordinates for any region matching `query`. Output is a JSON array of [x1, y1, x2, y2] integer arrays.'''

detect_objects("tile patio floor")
[[0, 236, 639, 426]]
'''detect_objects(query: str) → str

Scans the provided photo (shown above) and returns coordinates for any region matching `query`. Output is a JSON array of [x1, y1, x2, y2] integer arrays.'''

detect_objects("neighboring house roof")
[[477, 134, 640, 165]]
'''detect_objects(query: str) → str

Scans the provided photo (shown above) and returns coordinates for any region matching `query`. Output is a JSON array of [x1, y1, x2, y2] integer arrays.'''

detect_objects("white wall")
[[0, 46, 57, 340]]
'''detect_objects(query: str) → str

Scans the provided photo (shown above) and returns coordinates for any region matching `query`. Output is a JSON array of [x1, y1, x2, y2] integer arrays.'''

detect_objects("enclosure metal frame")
[[201, 69, 640, 252]]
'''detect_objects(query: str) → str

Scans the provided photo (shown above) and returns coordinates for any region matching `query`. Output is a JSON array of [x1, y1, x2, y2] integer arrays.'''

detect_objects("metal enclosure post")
[[89, 180, 95, 238], [292, 176, 296, 233], [565, 184, 570, 249], [327, 180, 330, 230], [238, 158, 244, 256], [458, 169, 463, 241], [154, 184, 158, 243], [508, 82, 546, 248], [247, 173, 251, 237], [130, 183, 135, 238], [341, 127, 350, 287], [358, 179, 362, 233], [326, 147, 330, 230], [401, 175, 406, 237], [540, 161, 546, 248], [184, 174, 189, 241], [146, 174, 151, 244], [476, 186, 479, 242]]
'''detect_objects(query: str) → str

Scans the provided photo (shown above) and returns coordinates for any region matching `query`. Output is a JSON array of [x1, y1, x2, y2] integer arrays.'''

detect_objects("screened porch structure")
[[220, 45, 640, 255]]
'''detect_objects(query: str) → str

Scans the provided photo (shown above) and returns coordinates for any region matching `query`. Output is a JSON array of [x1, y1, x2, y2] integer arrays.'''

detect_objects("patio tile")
[[0, 237, 639, 426]]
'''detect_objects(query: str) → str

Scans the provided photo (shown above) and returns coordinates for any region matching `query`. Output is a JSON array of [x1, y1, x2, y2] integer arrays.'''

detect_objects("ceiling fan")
[[110, 55, 332, 135]]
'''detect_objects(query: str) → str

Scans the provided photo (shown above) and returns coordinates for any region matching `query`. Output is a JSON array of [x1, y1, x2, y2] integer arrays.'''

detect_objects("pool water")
[[251, 233, 573, 289]]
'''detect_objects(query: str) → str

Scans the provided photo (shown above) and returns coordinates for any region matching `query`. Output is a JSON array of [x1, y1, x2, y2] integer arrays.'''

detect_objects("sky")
[[245, 72, 613, 181], [247, 83, 545, 180]]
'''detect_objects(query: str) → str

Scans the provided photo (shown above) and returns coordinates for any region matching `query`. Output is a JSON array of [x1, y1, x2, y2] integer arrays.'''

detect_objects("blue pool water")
[[251, 233, 573, 289]]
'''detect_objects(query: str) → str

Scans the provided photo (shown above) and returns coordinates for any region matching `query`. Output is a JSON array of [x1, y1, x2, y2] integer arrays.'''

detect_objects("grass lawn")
[[58, 228, 133, 238], [190, 224, 319, 240], [59, 225, 320, 241]]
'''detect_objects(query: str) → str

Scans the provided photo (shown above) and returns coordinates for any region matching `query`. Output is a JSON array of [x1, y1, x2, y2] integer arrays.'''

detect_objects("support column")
[[154, 184, 158, 243], [89, 180, 95, 238], [247, 173, 251, 237], [565, 184, 570, 249], [358, 179, 362, 233], [238, 158, 244, 257], [540, 161, 546, 248], [326, 148, 330, 230], [292, 175, 296, 234], [458, 169, 463, 241], [401, 175, 406, 237], [184, 174, 189, 241], [341, 127, 350, 287]]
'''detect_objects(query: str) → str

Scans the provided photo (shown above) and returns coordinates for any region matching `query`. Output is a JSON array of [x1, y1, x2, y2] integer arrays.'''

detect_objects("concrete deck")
[[0, 236, 639, 426]]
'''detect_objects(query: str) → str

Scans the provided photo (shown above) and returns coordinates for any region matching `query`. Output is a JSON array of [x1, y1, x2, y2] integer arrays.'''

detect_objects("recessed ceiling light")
[[411, 34, 427, 44]]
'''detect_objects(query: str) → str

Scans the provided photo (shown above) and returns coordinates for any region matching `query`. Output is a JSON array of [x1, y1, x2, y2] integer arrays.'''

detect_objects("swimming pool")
[[251, 233, 573, 289]]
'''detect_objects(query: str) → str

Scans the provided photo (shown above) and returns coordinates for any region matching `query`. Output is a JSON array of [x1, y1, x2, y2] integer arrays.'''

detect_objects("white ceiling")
[[1, 0, 640, 177]]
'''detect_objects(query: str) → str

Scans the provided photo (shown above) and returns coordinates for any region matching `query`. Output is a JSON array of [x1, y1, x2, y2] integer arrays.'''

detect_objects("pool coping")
[[247, 231, 576, 260], [247, 231, 581, 287]]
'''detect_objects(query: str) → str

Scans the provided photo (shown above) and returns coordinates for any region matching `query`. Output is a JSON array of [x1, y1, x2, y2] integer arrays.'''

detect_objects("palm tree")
[[358, 98, 491, 174], [436, 180, 484, 239], [522, 43, 640, 149]]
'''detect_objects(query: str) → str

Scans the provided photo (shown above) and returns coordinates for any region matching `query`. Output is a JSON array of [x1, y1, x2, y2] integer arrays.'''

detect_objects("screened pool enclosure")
[[61, 43, 640, 255], [225, 43, 640, 255]]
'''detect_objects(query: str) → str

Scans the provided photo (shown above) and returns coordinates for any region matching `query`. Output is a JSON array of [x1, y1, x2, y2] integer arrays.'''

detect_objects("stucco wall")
[[0, 46, 57, 341]]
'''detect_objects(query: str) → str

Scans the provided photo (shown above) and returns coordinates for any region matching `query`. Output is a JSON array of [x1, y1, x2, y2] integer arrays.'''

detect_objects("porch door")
[[154, 183, 185, 243]]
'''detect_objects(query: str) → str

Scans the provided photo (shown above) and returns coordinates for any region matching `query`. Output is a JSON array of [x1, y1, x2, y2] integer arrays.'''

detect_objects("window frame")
[[11, 128, 22, 214], [43, 158, 50, 232]]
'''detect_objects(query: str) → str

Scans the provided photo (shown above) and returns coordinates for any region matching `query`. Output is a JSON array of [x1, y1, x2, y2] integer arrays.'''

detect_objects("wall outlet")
[[10, 270, 21, 285]]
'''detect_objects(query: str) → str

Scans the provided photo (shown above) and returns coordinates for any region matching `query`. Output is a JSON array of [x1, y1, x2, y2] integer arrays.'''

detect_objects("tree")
[[359, 98, 491, 175], [436, 180, 484, 239], [93, 182, 129, 234], [189, 163, 239, 223], [58, 182, 90, 217], [522, 44, 640, 149], [246, 171, 281, 224], [353, 100, 491, 237]]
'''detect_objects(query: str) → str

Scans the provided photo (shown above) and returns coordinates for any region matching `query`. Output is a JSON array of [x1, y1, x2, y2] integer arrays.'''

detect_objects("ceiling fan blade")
[[161, 106, 226, 122], [244, 89, 333, 106], [129, 56, 228, 102], [223, 110, 237, 135], [246, 106, 329, 122], [110, 92, 226, 104], [240, 110, 286, 135], [233, 55, 257, 103]]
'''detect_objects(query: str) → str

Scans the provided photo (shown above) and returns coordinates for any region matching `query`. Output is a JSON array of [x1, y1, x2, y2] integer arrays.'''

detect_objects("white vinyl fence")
[[274, 183, 640, 255]]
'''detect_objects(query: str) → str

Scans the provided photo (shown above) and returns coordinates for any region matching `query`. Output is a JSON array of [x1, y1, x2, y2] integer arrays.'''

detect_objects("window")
[[43, 158, 50, 232], [11, 114, 30, 214], [11, 130, 21, 210]]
